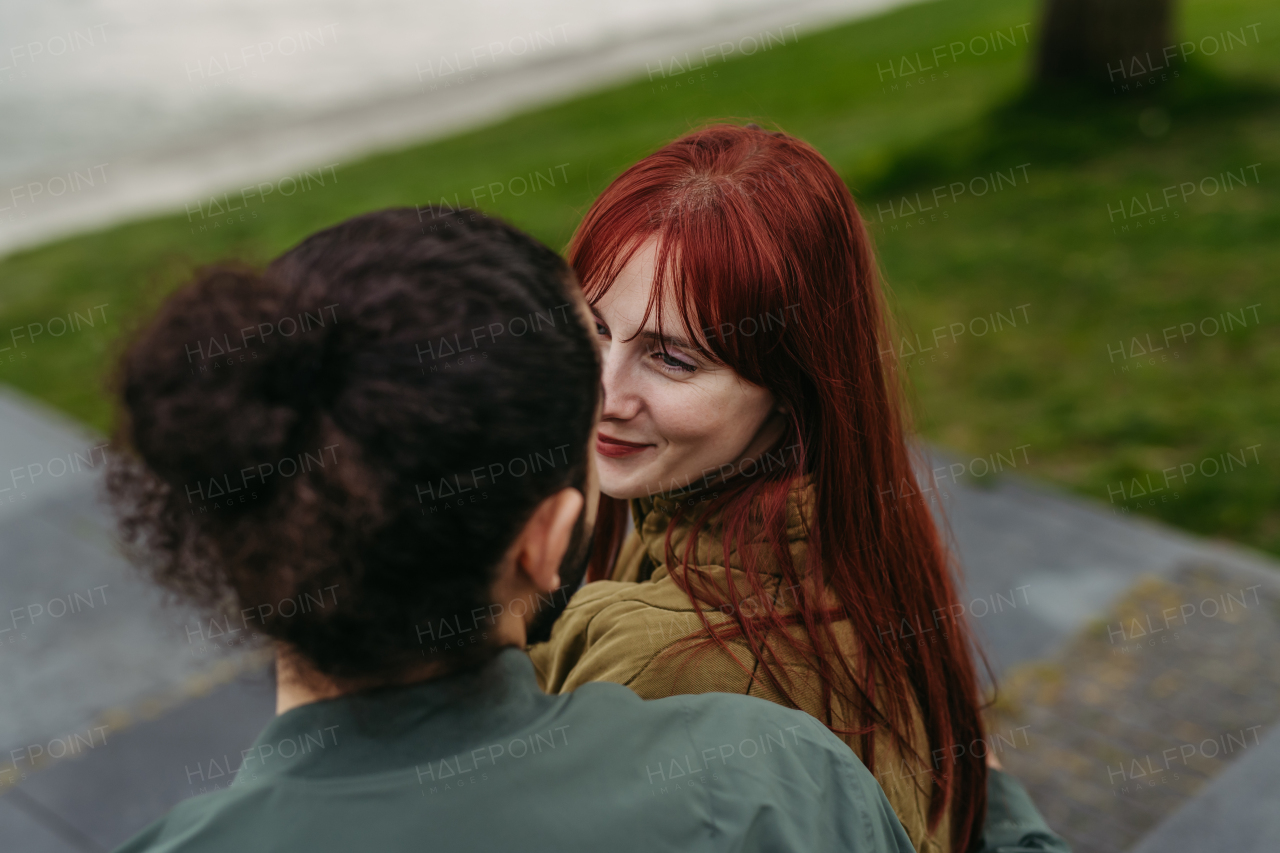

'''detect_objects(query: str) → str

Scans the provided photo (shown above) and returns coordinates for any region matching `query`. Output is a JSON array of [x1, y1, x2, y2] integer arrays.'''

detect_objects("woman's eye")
[[594, 321, 609, 337], [653, 350, 697, 374]]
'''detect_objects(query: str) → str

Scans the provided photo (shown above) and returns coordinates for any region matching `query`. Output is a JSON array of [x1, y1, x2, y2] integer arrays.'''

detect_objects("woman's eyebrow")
[[637, 328, 697, 351], [591, 306, 694, 348], [593, 306, 712, 356]]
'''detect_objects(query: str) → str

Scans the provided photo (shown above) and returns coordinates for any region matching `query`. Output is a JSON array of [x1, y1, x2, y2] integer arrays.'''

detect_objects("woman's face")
[[590, 239, 786, 500]]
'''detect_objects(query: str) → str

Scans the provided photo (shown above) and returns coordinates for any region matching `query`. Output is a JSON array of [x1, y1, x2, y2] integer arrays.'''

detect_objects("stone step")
[[1128, 722, 1280, 853], [984, 560, 1280, 853]]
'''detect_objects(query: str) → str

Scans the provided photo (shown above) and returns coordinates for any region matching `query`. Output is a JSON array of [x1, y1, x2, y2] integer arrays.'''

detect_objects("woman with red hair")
[[530, 124, 1046, 853]]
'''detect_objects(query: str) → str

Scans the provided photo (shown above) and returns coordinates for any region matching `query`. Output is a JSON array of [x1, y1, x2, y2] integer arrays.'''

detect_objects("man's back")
[[115, 648, 914, 853]]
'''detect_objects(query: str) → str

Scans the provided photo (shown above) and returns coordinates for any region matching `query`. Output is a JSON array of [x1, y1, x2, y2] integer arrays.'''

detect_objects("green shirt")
[[981, 769, 1071, 853], [113, 647, 918, 852]]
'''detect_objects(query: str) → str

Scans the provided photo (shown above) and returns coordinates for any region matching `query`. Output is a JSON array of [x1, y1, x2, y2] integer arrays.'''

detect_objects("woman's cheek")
[[650, 386, 720, 447]]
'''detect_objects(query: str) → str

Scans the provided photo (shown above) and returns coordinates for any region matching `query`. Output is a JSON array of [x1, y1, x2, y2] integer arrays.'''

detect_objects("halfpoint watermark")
[[874, 164, 1031, 232], [876, 23, 1031, 94], [415, 25, 569, 91], [646, 24, 799, 95], [1105, 583, 1263, 654], [184, 25, 339, 89], [1105, 444, 1261, 515], [1108, 163, 1261, 235], [881, 304, 1031, 369], [1107, 303, 1261, 374], [1106, 23, 1263, 94], [184, 304, 339, 372], [415, 303, 573, 373], [185, 164, 340, 235], [1107, 725, 1264, 793]]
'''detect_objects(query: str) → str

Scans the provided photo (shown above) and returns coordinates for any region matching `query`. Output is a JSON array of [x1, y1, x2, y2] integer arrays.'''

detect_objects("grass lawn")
[[1, 0, 1277, 553]]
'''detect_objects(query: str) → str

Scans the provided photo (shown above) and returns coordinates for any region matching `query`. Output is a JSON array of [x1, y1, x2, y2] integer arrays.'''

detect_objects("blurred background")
[[0, 0, 1276, 850]]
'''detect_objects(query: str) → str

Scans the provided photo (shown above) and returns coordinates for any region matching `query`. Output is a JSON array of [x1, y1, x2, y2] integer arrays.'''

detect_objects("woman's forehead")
[[593, 243, 706, 343]]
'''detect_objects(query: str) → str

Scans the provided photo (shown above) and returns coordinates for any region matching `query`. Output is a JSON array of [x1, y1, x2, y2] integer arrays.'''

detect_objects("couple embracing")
[[110, 124, 1066, 852]]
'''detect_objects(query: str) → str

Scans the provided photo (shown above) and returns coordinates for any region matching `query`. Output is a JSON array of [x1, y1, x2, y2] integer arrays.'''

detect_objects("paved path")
[[1130, 723, 1280, 853], [0, 380, 1275, 851], [0, 0, 916, 259], [0, 386, 272, 851], [986, 562, 1280, 853], [928, 448, 1280, 853], [925, 446, 1280, 673]]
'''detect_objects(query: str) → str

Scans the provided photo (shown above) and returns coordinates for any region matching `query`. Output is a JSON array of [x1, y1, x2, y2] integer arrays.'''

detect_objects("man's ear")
[[512, 487, 585, 593]]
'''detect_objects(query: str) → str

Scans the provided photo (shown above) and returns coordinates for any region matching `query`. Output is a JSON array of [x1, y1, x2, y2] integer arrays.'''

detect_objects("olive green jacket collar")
[[627, 473, 815, 579]]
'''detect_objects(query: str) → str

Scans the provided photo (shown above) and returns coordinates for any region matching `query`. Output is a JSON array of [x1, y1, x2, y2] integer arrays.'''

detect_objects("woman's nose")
[[599, 345, 642, 421]]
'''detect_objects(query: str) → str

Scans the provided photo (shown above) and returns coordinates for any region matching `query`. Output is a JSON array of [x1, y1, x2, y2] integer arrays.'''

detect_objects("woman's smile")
[[595, 432, 655, 458]]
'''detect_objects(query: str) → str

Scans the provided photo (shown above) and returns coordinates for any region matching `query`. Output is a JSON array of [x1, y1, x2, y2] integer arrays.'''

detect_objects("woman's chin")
[[596, 467, 651, 502], [598, 452, 694, 501], [598, 481, 648, 501]]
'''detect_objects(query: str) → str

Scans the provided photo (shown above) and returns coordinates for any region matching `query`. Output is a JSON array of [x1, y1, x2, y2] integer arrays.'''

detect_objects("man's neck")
[[276, 656, 344, 715], [272, 591, 533, 715], [274, 650, 447, 715]]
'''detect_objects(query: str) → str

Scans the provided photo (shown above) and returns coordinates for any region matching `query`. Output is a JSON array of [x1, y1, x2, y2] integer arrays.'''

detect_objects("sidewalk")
[[0, 385, 272, 852], [0, 0, 915, 260]]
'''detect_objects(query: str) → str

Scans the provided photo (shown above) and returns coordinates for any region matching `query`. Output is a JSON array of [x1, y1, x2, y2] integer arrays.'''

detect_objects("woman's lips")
[[596, 433, 654, 459]]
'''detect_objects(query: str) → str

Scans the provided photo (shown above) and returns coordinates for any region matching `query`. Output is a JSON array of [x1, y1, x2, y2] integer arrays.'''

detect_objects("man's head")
[[108, 207, 600, 684]]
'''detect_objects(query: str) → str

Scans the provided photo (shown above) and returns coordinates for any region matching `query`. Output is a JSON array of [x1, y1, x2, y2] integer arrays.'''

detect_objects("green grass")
[[1, 0, 1278, 553]]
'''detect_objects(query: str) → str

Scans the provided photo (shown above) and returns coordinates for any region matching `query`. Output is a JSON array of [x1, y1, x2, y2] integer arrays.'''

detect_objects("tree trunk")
[[1036, 0, 1175, 89]]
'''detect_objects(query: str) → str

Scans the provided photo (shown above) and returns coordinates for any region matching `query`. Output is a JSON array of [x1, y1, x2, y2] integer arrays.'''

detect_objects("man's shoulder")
[[571, 686, 912, 851], [114, 678, 912, 853], [563, 678, 866, 788], [111, 781, 268, 853], [657, 689, 867, 776]]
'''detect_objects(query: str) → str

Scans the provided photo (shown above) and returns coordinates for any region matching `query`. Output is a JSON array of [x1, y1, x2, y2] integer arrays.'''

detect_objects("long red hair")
[[569, 123, 988, 851]]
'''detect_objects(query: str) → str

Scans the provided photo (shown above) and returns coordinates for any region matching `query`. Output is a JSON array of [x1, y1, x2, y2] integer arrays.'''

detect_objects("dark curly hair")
[[107, 207, 599, 680]]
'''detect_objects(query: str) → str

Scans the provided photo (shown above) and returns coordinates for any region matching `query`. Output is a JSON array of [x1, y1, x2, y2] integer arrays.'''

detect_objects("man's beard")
[[525, 508, 593, 645]]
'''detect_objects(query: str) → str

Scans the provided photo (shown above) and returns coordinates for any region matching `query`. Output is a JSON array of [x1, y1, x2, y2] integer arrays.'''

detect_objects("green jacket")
[[113, 648, 918, 852]]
